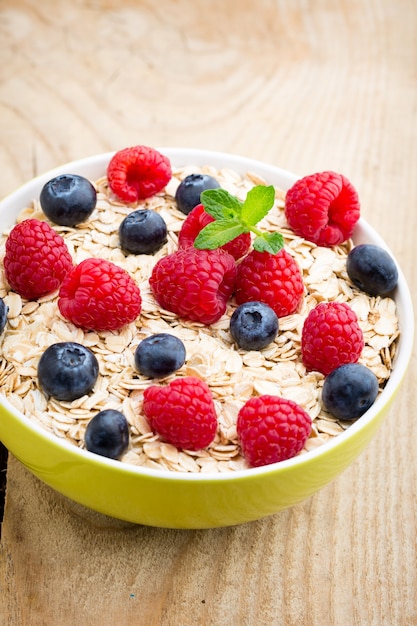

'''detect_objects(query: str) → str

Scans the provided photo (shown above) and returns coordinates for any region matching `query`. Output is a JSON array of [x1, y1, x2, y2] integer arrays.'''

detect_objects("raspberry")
[[301, 301, 364, 375], [107, 145, 172, 203], [143, 376, 218, 450], [178, 203, 251, 260], [149, 247, 237, 325], [237, 395, 312, 467], [58, 257, 141, 331], [234, 249, 304, 318], [284, 171, 360, 246], [4, 219, 73, 300]]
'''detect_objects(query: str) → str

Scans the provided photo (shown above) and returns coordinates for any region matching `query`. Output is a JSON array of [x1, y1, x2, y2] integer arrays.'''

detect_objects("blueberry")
[[0, 297, 8, 334], [85, 409, 129, 460], [40, 174, 97, 226], [119, 209, 167, 255], [230, 301, 279, 351], [322, 362, 379, 421], [175, 173, 220, 215], [134, 333, 186, 378], [37, 342, 99, 401], [346, 244, 398, 296]]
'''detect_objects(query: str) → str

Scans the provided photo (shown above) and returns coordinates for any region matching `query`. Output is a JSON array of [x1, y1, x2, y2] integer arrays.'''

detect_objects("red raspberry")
[[107, 145, 172, 203], [284, 171, 360, 246], [234, 249, 304, 318], [143, 376, 218, 450], [58, 257, 141, 331], [4, 219, 73, 300], [178, 203, 251, 260], [149, 247, 236, 325], [301, 301, 364, 375], [237, 395, 312, 467]]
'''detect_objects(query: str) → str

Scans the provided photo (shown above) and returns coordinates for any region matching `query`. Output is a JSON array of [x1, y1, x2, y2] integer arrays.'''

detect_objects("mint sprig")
[[194, 184, 284, 254]]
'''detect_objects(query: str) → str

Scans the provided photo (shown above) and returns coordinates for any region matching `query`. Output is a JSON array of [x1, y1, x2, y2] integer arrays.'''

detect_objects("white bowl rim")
[[0, 148, 414, 482]]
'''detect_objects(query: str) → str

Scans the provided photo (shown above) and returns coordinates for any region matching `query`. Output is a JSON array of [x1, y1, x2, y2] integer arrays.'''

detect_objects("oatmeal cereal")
[[0, 165, 400, 472]]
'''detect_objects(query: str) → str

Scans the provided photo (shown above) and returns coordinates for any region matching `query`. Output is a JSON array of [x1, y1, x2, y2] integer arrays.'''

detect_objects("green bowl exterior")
[[0, 149, 413, 528], [0, 391, 397, 528]]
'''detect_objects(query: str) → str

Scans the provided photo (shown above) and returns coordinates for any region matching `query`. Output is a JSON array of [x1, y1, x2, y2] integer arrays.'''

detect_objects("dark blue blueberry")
[[322, 362, 379, 421], [40, 174, 97, 226], [37, 342, 99, 401], [175, 173, 220, 215], [85, 409, 129, 460], [134, 333, 186, 378], [346, 244, 398, 296], [0, 297, 8, 334], [119, 209, 167, 255], [230, 301, 279, 351]]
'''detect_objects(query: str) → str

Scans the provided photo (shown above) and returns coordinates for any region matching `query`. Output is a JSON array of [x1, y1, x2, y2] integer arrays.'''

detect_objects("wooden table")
[[0, 1, 416, 624]]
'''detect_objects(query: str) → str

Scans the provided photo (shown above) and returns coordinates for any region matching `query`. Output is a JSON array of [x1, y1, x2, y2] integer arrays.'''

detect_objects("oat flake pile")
[[0, 152, 399, 473]]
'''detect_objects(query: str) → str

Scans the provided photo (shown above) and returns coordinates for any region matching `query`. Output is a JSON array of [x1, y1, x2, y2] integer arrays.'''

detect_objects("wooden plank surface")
[[0, 0, 416, 624]]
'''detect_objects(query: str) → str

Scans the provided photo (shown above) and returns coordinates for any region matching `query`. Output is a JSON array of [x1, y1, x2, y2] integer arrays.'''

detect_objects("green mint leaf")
[[200, 188, 243, 221], [197, 184, 283, 254], [240, 185, 275, 226], [253, 231, 284, 254], [194, 219, 246, 250]]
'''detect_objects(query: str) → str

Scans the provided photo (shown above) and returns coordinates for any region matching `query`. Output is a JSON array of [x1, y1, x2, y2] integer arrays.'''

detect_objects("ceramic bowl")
[[0, 149, 413, 528]]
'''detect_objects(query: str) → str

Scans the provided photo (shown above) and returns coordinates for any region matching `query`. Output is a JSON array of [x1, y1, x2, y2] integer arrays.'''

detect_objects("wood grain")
[[0, 0, 416, 624]]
